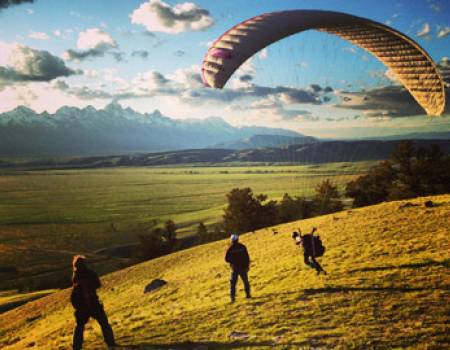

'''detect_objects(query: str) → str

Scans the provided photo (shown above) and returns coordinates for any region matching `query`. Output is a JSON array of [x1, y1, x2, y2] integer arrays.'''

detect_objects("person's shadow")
[[347, 258, 450, 274], [117, 340, 312, 349]]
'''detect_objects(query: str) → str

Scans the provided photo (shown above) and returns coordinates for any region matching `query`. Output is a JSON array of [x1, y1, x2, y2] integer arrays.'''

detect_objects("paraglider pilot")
[[292, 227, 327, 275]]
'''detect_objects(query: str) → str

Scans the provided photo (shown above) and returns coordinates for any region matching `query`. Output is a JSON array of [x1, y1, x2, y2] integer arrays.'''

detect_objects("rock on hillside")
[[1, 195, 449, 349]]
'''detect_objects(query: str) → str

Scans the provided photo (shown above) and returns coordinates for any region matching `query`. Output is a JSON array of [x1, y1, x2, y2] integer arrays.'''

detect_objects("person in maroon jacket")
[[71, 255, 116, 350]]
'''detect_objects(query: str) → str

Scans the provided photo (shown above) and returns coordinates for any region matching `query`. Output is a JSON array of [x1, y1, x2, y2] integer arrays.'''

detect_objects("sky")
[[0, 0, 449, 138]]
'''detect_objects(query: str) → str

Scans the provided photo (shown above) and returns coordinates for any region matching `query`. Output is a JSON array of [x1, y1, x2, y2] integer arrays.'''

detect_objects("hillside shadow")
[[302, 285, 450, 295], [348, 259, 450, 274], [121, 340, 309, 349]]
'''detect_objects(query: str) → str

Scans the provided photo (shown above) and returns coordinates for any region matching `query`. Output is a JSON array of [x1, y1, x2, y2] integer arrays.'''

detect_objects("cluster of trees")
[[135, 220, 178, 261], [218, 180, 342, 235], [345, 141, 450, 207]]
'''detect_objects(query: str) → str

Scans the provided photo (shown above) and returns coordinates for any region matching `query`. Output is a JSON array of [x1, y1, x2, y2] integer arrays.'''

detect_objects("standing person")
[[292, 227, 327, 275], [225, 234, 251, 303], [71, 255, 116, 350]]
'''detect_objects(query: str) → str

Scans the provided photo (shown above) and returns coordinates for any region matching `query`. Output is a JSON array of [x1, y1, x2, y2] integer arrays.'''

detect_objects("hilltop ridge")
[[1, 195, 449, 349]]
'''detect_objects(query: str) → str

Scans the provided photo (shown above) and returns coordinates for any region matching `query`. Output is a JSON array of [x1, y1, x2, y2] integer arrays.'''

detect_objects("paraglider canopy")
[[202, 10, 446, 116]]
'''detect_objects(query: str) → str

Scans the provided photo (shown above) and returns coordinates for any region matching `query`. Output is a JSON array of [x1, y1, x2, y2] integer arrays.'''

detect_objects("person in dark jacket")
[[71, 255, 116, 350], [225, 234, 251, 303], [292, 227, 327, 275]]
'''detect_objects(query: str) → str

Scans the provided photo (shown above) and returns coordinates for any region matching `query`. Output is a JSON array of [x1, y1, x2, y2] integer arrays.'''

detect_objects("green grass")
[[0, 162, 370, 227], [0, 162, 370, 291], [1, 194, 448, 349]]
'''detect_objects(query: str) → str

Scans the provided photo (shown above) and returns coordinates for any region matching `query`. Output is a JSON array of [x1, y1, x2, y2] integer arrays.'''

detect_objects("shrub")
[[196, 222, 208, 243], [313, 179, 343, 214]]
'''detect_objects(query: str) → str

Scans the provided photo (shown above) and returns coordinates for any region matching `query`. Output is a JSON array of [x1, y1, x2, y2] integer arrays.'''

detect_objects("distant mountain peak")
[[12, 105, 35, 115], [82, 105, 97, 113], [2, 105, 40, 124], [104, 101, 123, 113], [55, 105, 79, 114], [150, 109, 163, 118], [0, 104, 310, 156], [203, 116, 232, 126]]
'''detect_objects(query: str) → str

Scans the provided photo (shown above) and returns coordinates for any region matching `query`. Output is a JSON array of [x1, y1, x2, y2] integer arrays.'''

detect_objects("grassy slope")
[[1, 195, 449, 350], [0, 290, 56, 313]]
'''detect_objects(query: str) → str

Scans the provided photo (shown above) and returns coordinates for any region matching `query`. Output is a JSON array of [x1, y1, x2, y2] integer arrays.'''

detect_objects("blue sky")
[[0, 0, 449, 138]]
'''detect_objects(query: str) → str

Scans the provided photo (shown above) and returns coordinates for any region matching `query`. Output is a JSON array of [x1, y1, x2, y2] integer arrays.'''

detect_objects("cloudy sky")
[[0, 0, 449, 138]]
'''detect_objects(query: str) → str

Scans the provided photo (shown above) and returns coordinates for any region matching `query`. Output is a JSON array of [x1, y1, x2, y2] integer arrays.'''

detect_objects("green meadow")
[[0, 162, 370, 291], [0, 162, 371, 226]]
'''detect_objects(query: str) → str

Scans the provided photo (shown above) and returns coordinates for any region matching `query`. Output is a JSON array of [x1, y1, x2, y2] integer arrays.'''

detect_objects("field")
[[1, 194, 448, 349], [0, 162, 370, 291]]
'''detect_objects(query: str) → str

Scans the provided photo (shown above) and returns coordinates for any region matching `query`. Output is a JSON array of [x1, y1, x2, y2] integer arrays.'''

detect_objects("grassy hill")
[[1, 195, 449, 349]]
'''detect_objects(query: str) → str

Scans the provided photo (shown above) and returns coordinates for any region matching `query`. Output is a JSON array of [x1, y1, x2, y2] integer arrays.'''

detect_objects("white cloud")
[[77, 28, 116, 50], [64, 28, 119, 62], [102, 68, 128, 87], [417, 23, 431, 38], [83, 69, 99, 78], [297, 61, 308, 69], [369, 69, 400, 85], [334, 85, 430, 117], [437, 26, 450, 38], [430, 2, 441, 12], [200, 39, 214, 48], [258, 48, 268, 60], [26, 8, 34, 14], [0, 42, 78, 87], [228, 58, 257, 89], [250, 97, 277, 110], [133, 70, 169, 90], [384, 69, 400, 84], [168, 65, 203, 89], [0, 81, 109, 114], [130, 0, 214, 34], [343, 47, 357, 54], [0, 42, 15, 66], [230, 98, 318, 124], [28, 31, 49, 40], [236, 59, 255, 76]]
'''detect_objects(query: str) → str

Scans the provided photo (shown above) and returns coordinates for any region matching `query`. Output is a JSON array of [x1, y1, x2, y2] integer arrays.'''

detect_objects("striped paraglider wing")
[[202, 10, 445, 116]]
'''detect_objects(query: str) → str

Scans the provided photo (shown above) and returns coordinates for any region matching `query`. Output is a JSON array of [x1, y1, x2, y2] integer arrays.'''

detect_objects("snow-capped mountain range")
[[0, 102, 305, 156]]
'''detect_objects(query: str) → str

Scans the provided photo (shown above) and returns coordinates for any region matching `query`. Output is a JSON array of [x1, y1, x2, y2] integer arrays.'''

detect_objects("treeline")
[[346, 141, 450, 207], [223, 182, 344, 234], [196, 180, 343, 238], [137, 179, 344, 259]]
